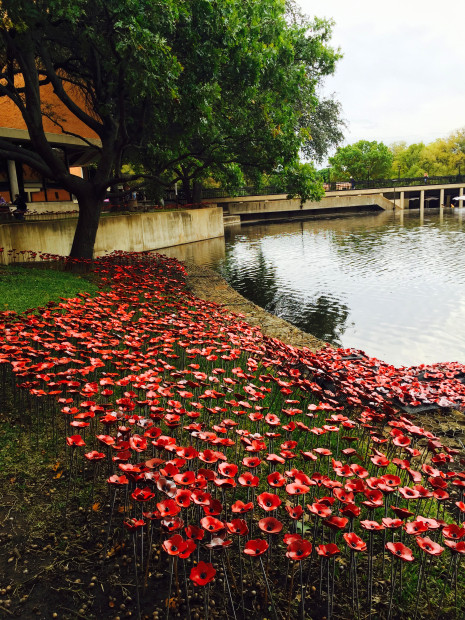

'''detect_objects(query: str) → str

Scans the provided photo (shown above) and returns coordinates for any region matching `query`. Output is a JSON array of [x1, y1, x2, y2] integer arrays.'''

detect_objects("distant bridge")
[[192, 175, 465, 223]]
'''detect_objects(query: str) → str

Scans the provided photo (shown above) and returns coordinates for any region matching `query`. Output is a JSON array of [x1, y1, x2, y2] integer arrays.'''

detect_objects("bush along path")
[[1, 250, 465, 619]]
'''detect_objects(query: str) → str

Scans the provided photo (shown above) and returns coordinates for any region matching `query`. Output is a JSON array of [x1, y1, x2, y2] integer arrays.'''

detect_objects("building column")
[[440, 188, 444, 207], [400, 191, 405, 210], [420, 190, 425, 220], [7, 160, 19, 199]]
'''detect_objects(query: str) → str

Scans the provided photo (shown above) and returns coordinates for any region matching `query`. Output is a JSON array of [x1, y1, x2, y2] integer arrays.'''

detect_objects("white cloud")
[[299, 0, 465, 148]]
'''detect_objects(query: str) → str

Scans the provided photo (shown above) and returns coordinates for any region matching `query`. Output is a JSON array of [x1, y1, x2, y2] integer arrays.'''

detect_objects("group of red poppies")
[[1, 249, 464, 616]]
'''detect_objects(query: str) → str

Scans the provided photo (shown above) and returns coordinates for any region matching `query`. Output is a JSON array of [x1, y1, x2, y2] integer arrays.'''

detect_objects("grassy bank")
[[0, 264, 98, 313]]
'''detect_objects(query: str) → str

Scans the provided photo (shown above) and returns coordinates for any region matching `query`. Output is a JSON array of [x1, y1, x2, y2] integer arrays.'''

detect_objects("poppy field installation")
[[1, 249, 465, 618]]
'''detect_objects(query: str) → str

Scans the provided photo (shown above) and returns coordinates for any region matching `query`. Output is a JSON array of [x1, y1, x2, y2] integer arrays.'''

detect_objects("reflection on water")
[[164, 208, 465, 367], [160, 236, 226, 265]]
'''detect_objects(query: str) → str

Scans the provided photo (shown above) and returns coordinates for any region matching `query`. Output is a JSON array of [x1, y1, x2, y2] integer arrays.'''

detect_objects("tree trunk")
[[182, 177, 192, 204], [192, 181, 202, 204], [69, 192, 103, 261]]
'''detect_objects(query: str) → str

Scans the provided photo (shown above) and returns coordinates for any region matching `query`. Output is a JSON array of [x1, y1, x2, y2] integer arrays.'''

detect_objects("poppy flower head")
[[257, 492, 282, 511], [190, 561, 216, 586], [404, 520, 429, 535], [200, 516, 225, 533], [343, 532, 367, 552], [226, 519, 249, 536], [385, 541, 415, 562], [316, 543, 340, 557], [244, 539, 269, 556], [415, 536, 444, 556], [443, 524, 465, 540], [162, 534, 187, 556], [238, 472, 259, 487], [286, 539, 312, 561], [258, 517, 283, 534], [285, 504, 304, 520]]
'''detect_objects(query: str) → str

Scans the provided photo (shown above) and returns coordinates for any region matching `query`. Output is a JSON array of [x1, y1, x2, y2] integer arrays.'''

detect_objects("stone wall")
[[0, 207, 224, 264]]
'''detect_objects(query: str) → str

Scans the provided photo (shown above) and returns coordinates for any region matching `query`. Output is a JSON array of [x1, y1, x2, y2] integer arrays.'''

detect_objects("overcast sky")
[[298, 0, 465, 152]]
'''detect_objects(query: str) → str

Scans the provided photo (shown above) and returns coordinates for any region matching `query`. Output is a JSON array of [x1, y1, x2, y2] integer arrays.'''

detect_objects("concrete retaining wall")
[[0, 206, 224, 264], [223, 194, 392, 217]]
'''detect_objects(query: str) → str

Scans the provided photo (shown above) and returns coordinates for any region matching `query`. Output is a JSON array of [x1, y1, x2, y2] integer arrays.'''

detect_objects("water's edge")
[[183, 260, 327, 352]]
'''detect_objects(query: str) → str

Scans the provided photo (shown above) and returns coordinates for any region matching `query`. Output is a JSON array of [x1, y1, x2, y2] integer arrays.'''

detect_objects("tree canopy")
[[389, 129, 465, 177], [328, 140, 393, 181], [0, 0, 343, 258]]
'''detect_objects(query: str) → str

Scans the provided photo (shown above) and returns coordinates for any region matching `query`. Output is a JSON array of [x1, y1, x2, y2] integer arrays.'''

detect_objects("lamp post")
[[398, 164, 401, 180]]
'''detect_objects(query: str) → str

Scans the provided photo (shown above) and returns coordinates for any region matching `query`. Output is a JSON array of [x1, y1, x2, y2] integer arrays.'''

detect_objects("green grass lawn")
[[0, 264, 99, 313]]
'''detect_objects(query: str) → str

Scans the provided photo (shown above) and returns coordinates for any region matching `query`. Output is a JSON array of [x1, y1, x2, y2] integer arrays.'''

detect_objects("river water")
[[163, 207, 465, 368]]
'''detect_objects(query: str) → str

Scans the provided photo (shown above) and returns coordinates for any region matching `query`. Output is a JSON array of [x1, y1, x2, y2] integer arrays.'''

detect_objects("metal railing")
[[324, 174, 465, 192], [162, 175, 465, 202]]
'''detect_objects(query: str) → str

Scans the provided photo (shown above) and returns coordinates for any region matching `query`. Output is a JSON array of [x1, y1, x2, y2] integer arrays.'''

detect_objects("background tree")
[[0, 0, 343, 259], [132, 2, 343, 204], [329, 140, 393, 181], [0, 0, 183, 259], [389, 130, 465, 177]]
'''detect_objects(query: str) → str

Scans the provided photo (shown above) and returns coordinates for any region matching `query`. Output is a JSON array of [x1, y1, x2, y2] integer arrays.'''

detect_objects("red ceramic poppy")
[[190, 561, 216, 586], [132, 487, 155, 502], [333, 488, 354, 504], [242, 456, 262, 468], [257, 492, 282, 511], [238, 472, 259, 487], [443, 524, 465, 539], [226, 519, 249, 536], [157, 499, 181, 517], [382, 517, 403, 529], [231, 500, 254, 514], [258, 517, 283, 534], [161, 516, 185, 532], [307, 502, 332, 518], [200, 516, 225, 533], [343, 532, 367, 552], [66, 434, 86, 447], [286, 539, 312, 560], [283, 533, 303, 546], [175, 489, 192, 508], [385, 541, 415, 562], [404, 520, 429, 535], [286, 482, 310, 496], [360, 520, 384, 531], [416, 536, 444, 556], [185, 525, 205, 540], [107, 474, 129, 486], [322, 516, 348, 531], [178, 539, 196, 559], [390, 505, 415, 520], [243, 539, 269, 556], [173, 471, 196, 485], [84, 451, 106, 461], [362, 489, 384, 508], [340, 503, 361, 519], [316, 543, 340, 557], [218, 462, 238, 478], [124, 519, 146, 531], [286, 504, 304, 520], [267, 472, 286, 487], [444, 540, 465, 554], [162, 534, 188, 556]]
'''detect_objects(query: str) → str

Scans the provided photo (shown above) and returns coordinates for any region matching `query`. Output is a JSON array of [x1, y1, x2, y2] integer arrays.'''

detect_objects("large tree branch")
[[39, 44, 103, 135], [0, 139, 53, 177], [40, 109, 102, 152]]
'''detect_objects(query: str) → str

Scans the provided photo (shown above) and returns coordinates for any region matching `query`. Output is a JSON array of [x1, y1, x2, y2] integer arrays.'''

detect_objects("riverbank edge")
[[183, 260, 327, 352]]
